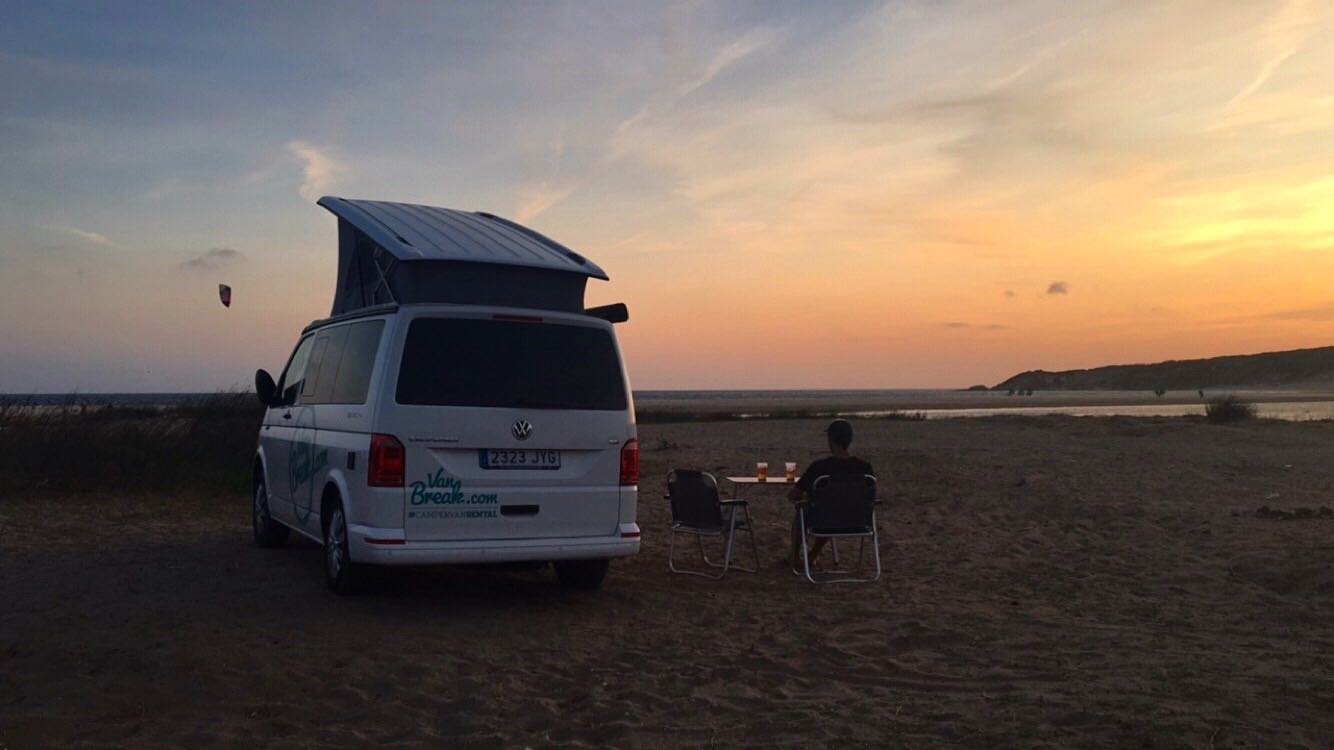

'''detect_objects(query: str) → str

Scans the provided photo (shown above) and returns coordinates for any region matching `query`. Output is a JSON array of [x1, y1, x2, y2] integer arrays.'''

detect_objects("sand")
[[3, 415, 1333, 748]]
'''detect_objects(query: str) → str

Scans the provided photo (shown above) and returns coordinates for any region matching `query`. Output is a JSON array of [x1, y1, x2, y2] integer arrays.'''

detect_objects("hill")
[[995, 345, 1334, 391]]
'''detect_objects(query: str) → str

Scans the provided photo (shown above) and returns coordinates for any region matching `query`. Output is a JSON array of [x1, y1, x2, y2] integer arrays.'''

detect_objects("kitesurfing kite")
[[218, 284, 232, 308]]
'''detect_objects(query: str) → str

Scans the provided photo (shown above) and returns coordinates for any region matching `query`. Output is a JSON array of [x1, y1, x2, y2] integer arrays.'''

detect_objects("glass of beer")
[[756, 462, 768, 481], [785, 461, 797, 482]]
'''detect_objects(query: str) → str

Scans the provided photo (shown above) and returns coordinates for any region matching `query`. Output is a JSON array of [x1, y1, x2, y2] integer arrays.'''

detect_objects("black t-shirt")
[[796, 456, 875, 493]]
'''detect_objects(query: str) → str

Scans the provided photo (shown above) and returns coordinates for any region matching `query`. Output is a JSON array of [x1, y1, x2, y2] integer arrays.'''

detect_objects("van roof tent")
[[318, 196, 610, 316]]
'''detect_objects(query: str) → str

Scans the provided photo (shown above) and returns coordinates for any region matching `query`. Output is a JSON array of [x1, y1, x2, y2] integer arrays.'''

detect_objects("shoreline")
[[636, 389, 1334, 422], [8, 388, 1334, 423]]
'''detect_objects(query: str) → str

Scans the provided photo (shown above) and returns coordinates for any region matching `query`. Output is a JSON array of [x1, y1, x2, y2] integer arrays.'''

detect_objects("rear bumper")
[[348, 522, 641, 565]]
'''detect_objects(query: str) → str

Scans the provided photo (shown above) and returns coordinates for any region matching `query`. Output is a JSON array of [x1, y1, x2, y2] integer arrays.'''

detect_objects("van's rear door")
[[388, 314, 631, 542]]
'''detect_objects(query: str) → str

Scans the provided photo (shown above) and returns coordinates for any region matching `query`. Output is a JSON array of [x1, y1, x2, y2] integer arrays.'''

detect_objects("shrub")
[[1205, 394, 1256, 424], [0, 391, 263, 497]]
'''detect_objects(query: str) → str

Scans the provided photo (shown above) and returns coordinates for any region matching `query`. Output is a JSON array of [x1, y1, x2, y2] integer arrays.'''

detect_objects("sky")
[[2, 0, 1332, 391]]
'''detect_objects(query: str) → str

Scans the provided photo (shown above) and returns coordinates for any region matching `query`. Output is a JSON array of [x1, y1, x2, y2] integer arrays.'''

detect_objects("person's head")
[[824, 419, 853, 454]]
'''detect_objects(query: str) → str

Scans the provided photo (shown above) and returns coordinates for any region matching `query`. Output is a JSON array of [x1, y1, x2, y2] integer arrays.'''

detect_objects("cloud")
[[287, 140, 342, 200], [1260, 303, 1334, 322], [685, 27, 780, 99], [515, 182, 577, 223], [944, 321, 1010, 331], [611, 26, 780, 145], [1226, 0, 1314, 108], [1046, 281, 1069, 295], [986, 29, 1088, 91], [519, 25, 782, 222], [180, 247, 244, 271], [514, 130, 577, 222], [44, 225, 115, 247]]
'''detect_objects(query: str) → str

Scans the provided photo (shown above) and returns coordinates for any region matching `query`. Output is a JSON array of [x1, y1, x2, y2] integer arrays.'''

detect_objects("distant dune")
[[995, 345, 1334, 391]]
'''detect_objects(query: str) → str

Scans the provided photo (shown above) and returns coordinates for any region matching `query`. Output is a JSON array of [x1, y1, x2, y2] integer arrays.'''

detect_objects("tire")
[[554, 558, 610, 590], [323, 503, 366, 595], [253, 480, 290, 548]]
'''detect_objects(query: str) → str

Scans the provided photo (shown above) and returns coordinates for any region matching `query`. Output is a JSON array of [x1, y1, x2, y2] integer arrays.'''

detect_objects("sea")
[[6, 389, 1334, 421]]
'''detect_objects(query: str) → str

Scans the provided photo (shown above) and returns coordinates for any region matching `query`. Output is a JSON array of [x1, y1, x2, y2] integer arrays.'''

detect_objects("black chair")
[[666, 470, 758, 579], [796, 474, 880, 583]]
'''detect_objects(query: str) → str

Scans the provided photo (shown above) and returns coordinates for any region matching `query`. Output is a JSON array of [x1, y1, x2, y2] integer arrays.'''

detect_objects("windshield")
[[396, 317, 627, 410]]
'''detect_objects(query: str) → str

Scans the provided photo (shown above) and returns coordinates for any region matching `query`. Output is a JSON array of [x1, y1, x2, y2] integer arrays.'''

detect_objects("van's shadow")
[[268, 535, 635, 617], [3, 522, 639, 637]]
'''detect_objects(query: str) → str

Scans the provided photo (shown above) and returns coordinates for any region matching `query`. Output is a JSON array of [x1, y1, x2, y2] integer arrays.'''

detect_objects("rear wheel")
[[554, 559, 609, 590], [323, 503, 366, 595], [252, 480, 290, 548]]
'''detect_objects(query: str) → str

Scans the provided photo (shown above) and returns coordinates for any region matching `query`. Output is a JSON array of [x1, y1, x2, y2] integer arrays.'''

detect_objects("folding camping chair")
[[796, 474, 881, 583], [666, 470, 759, 579]]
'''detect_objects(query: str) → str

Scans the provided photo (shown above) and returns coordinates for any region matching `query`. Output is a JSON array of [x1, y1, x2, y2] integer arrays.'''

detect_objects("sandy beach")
[[3, 414, 1333, 748]]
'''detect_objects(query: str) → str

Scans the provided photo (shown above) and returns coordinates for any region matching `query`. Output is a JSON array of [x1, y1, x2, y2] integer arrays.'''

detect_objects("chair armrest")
[[719, 499, 748, 506]]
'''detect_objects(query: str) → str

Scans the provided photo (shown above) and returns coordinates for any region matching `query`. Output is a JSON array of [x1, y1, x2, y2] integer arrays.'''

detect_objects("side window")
[[277, 335, 315, 407], [304, 326, 350, 404], [329, 320, 385, 404], [299, 334, 333, 404]]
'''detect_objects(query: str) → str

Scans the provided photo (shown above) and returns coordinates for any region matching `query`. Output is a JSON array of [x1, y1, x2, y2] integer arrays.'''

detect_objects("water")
[[859, 401, 1334, 422], [635, 389, 950, 401], [636, 389, 1334, 422]]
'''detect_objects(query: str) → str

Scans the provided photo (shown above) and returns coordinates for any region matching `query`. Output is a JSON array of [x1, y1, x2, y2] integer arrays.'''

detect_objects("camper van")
[[251, 197, 640, 594]]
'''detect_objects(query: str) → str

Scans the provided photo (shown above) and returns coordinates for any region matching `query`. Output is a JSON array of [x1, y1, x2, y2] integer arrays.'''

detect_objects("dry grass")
[[0, 392, 262, 497]]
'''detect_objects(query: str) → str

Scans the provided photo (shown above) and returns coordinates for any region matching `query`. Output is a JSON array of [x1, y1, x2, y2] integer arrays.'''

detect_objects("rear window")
[[396, 318, 627, 410]]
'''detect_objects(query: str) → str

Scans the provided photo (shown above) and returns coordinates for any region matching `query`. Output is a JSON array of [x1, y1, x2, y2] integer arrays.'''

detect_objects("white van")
[[251, 198, 640, 594]]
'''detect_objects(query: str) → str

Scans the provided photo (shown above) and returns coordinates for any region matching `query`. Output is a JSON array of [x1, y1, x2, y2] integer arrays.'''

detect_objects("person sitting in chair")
[[789, 419, 875, 569]]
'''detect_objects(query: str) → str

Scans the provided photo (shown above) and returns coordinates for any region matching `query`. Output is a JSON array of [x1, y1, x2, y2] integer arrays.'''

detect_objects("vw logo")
[[511, 419, 533, 441]]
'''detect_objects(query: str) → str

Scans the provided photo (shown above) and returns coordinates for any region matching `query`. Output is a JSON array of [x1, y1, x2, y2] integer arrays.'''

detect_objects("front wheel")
[[253, 480, 290, 548], [554, 559, 609, 590], [323, 503, 366, 595]]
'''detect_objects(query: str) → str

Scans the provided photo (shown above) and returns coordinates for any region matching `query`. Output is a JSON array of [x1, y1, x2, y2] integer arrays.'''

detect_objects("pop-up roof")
[[318, 196, 609, 315]]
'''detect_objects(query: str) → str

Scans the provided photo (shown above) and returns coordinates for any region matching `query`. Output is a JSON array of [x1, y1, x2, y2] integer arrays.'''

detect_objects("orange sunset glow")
[[2, 1, 1332, 390]]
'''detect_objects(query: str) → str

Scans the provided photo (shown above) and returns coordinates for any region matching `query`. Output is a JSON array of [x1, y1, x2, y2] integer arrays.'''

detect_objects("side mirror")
[[255, 369, 278, 407], [585, 302, 629, 324]]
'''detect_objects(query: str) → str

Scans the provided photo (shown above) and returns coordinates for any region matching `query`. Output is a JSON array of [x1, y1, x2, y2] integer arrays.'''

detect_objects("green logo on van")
[[410, 469, 498, 506], [288, 406, 328, 525]]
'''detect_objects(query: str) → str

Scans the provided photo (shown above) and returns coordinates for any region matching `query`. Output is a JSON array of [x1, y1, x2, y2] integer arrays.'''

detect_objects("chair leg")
[[700, 507, 734, 568], [745, 505, 760, 573], [668, 528, 728, 579], [719, 507, 758, 574], [700, 527, 727, 569], [720, 513, 737, 577], [699, 508, 757, 574], [870, 513, 882, 581], [798, 515, 883, 584], [800, 513, 818, 583]]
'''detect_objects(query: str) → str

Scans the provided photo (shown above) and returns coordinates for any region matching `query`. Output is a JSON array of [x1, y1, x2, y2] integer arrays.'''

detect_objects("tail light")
[[619, 438, 639, 486], [368, 433, 405, 487]]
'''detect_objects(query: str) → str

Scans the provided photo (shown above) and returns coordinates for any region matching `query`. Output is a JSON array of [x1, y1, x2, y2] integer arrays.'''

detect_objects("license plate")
[[479, 449, 562, 470]]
